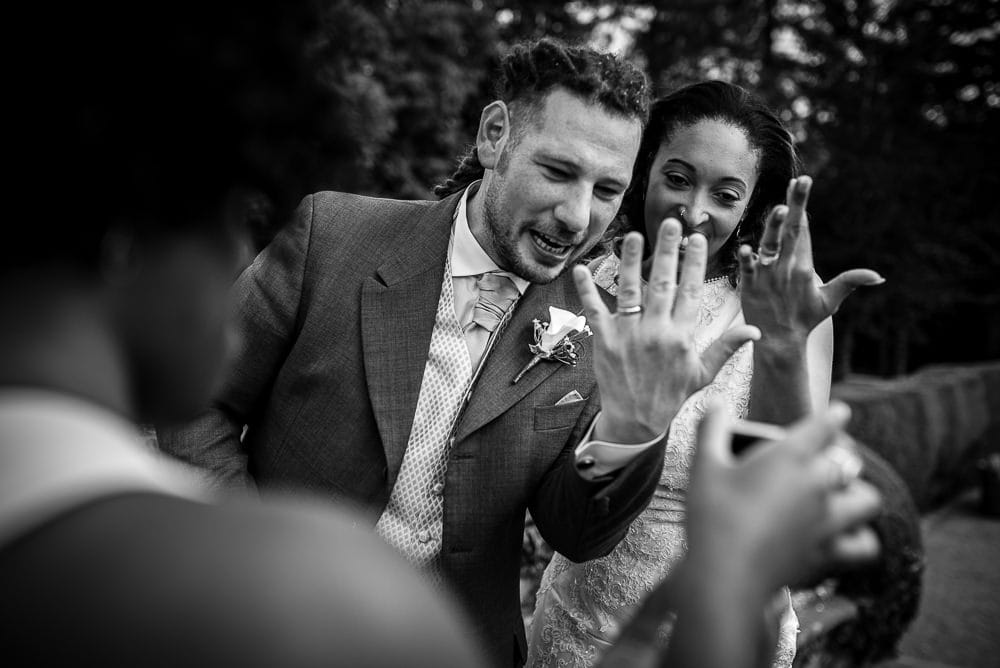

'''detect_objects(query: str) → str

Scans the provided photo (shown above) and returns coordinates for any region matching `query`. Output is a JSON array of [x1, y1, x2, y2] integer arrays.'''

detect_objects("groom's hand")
[[574, 219, 761, 444]]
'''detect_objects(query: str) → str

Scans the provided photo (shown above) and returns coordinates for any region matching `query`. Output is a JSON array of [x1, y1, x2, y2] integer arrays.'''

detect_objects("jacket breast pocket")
[[533, 399, 588, 432]]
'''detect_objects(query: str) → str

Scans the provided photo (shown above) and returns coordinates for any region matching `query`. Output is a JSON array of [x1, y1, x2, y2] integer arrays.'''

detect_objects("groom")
[[160, 38, 755, 667]]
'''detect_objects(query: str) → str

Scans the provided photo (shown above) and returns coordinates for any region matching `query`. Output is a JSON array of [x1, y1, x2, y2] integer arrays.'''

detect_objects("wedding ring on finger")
[[758, 244, 781, 266], [618, 305, 644, 316], [824, 445, 863, 490], [649, 277, 676, 293]]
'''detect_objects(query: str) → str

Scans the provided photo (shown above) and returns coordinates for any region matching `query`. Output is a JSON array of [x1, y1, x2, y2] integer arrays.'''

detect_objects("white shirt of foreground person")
[[375, 183, 663, 577], [0, 390, 208, 549], [0, 389, 492, 668]]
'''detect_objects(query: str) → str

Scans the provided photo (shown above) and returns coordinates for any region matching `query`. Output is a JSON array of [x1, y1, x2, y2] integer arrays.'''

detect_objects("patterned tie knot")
[[473, 272, 519, 332]]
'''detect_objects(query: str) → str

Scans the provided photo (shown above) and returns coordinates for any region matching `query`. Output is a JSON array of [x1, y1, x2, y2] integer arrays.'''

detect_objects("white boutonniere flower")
[[512, 306, 593, 384]]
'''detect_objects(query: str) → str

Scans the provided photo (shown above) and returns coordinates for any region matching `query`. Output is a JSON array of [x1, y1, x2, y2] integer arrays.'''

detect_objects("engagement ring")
[[758, 245, 780, 266]]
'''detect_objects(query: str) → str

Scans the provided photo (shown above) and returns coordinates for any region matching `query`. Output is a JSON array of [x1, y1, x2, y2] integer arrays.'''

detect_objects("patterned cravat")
[[466, 271, 519, 366], [472, 272, 519, 332]]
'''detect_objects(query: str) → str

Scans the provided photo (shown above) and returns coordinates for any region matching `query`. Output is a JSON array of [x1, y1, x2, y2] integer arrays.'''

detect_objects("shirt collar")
[[451, 182, 530, 295]]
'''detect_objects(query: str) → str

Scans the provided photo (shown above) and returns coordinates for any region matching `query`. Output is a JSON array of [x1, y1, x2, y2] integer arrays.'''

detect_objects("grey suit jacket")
[[158, 191, 666, 667]]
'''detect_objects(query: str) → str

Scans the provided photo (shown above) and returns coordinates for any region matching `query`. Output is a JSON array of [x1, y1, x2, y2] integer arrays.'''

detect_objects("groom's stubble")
[[480, 141, 603, 287]]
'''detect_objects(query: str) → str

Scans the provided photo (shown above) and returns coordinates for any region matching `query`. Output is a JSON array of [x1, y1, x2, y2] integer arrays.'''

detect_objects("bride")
[[527, 81, 883, 667]]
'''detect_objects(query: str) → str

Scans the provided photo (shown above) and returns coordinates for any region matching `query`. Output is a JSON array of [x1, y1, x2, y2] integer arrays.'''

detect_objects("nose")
[[553, 185, 591, 235], [678, 196, 710, 229]]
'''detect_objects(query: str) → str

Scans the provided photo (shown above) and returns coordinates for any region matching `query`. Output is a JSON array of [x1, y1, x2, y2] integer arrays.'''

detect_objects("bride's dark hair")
[[614, 81, 800, 287]]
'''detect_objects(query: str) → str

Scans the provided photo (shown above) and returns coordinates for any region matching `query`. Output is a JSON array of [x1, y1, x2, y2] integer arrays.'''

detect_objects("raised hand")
[[686, 401, 882, 592], [739, 176, 884, 345], [573, 219, 761, 444]]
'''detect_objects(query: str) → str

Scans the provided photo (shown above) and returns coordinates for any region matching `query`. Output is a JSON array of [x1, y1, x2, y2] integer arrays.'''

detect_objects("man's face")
[[115, 233, 243, 424], [478, 89, 642, 284]]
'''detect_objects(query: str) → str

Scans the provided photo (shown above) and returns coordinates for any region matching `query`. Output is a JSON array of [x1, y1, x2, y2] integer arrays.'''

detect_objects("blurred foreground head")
[[4, 1, 331, 422]]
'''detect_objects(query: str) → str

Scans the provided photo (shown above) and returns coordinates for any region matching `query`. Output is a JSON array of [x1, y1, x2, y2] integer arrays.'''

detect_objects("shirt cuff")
[[573, 412, 666, 481]]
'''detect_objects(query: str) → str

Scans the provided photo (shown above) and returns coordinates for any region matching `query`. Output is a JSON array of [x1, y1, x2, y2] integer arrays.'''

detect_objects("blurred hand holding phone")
[[730, 419, 861, 474], [729, 419, 789, 456]]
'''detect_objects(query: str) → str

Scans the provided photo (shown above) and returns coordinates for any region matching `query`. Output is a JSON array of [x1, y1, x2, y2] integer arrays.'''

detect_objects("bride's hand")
[[573, 219, 760, 444], [739, 176, 883, 347]]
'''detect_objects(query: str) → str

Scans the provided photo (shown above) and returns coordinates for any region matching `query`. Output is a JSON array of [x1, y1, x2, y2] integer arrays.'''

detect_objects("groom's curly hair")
[[433, 38, 651, 198]]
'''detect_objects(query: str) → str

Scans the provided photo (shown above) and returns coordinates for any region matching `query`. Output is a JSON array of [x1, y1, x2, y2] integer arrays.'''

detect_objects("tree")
[[252, 0, 1000, 372], [310, 1, 497, 199], [629, 0, 1000, 375]]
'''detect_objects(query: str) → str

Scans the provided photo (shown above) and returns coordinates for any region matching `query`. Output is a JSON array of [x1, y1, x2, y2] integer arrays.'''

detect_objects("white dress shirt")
[[0, 390, 207, 550]]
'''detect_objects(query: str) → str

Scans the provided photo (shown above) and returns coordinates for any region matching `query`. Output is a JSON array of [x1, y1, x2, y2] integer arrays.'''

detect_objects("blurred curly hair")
[[434, 37, 650, 198], [7, 0, 332, 274], [614, 81, 800, 287]]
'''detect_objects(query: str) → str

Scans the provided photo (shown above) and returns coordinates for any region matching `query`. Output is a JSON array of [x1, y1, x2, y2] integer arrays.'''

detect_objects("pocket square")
[[555, 390, 585, 406]]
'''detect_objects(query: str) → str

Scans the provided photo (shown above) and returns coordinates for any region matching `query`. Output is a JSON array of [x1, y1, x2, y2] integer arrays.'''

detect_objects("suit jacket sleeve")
[[528, 388, 666, 563], [156, 195, 315, 492]]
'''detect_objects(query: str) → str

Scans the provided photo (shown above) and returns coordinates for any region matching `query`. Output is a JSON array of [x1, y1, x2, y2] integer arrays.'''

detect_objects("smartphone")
[[729, 419, 787, 456]]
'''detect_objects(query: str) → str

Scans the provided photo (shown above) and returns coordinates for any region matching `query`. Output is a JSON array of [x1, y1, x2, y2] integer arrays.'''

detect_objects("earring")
[[732, 221, 743, 242]]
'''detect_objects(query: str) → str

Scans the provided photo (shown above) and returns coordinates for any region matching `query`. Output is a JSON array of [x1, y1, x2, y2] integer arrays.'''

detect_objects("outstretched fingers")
[[827, 524, 881, 565], [781, 177, 814, 265], [825, 479, 882, 538], [616, 232, 645, 315], [738, 244, 756, 283], [672, 233, 707, 325], [572, 265, 611, 338], [758, 204, 786, 257], [644, 218, 682, 321], [819, 269, 886, 315], [699, 325, 761, 386], [783, 402, 852, 458]]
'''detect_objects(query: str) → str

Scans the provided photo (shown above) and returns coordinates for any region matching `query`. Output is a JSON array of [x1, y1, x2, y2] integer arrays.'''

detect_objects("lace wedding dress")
[[526, 253, 797, 668]]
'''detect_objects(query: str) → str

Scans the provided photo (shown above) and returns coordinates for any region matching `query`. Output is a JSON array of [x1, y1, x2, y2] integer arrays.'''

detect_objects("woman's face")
[[643, 119, 760, 276]]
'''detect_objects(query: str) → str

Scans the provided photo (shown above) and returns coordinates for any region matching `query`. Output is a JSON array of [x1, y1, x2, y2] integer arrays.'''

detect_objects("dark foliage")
[[237, 0, 999, 374]]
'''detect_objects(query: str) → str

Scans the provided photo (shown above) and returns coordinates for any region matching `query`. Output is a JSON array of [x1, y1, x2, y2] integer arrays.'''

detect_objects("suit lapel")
[[361, 193, 461, 488], [454, 270, 590, 442]]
